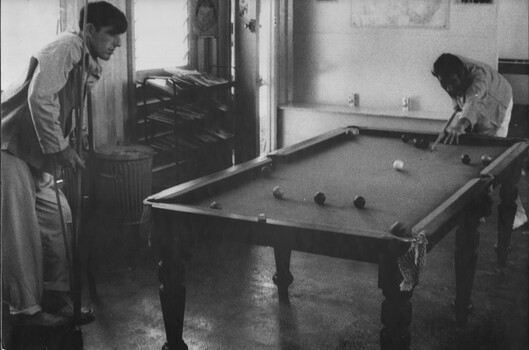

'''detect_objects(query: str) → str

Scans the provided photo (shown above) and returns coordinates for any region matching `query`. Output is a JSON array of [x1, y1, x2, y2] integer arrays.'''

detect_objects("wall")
[[277, 103, 446, 147], [498, 0, 529, 60], [497, 0, 529, 108], [292, 0, 501, 114]]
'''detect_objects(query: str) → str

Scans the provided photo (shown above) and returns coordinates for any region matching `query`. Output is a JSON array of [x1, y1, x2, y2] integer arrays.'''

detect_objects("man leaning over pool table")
[[432, 53, 527, 266]]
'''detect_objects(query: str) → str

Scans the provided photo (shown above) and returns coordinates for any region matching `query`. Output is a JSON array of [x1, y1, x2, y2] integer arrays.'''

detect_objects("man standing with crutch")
[[1, 0, 127, 337]]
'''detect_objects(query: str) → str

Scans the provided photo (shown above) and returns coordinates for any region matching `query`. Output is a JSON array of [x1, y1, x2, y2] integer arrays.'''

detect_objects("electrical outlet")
[[348, 93, 359, 107]]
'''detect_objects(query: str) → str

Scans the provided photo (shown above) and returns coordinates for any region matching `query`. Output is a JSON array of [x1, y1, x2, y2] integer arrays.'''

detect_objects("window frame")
[[132, 0, 190, 81]]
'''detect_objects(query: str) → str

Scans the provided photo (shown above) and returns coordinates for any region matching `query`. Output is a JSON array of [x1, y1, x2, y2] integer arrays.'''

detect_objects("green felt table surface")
[[189, 133, 507, 235]]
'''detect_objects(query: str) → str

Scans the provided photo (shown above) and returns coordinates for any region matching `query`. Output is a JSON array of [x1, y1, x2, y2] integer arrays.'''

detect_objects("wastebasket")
[[93, 144, 155, 224]]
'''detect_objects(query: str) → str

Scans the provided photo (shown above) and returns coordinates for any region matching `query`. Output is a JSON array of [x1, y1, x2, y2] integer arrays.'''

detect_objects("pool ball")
[[413, 138, 429, 149], [273, 186, 284, 199], [461, 154, 471, 165], [314, 192, 326, 205], [401, 134, 409, 143], [210, 201, 222, 210], [261, 165, 272, 177], [389, 221, 410, 237], [481, 154, 492, 166], [345, 128, 358, 136], [353, 195, 366, 209], [393, 159, 404, 171]]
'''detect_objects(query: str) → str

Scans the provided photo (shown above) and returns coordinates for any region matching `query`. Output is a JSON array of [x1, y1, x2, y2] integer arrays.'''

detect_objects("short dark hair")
[[431, 53, 465, 79], [79, 1, 128, 34]]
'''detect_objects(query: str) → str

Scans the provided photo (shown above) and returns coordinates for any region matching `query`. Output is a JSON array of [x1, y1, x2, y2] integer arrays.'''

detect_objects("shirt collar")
[[76, 32, 102, 79]]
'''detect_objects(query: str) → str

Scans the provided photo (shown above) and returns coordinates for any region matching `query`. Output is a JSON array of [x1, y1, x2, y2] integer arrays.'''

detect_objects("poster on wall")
[[190, 0, 219, 37], [456, 0, 492, 3], [350, 0, 449, 28]]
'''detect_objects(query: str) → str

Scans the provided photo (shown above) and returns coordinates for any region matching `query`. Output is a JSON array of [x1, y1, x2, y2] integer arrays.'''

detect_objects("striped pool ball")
[[273, 186, 284, 199], [481, 154, 492, 166]]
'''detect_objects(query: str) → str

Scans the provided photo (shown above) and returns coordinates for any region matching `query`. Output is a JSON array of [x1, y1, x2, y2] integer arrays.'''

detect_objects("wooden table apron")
[[147, 126, 529, 350]]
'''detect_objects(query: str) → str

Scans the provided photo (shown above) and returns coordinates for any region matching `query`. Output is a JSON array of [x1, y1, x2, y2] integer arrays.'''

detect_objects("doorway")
[[258, 0, 275, 155], [233, 0, 276, 163]]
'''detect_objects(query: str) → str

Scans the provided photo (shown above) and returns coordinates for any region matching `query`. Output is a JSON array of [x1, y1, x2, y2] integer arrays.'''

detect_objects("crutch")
[[52, 163, 74, 303], [54, 0, 90, 345], [51, 161, 84, 349], [70, 0, 90, 335]]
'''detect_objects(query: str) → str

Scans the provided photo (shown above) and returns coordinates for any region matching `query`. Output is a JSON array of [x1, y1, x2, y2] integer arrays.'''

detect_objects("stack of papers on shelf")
[[151, 134, 176, 152], [194, 132, 219, 143], [145, 78, 176, 94], [176, 103, 208, 120], [162, 103, 208, 122], [163, 67, 230, 88], [174, 135, 200, 151], [209, 98, 229, 112], [204, 127, 234, 140]]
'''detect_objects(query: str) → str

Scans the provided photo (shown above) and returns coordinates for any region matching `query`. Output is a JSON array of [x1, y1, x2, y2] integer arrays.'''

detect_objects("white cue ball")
[[393, 159, 404, 171]]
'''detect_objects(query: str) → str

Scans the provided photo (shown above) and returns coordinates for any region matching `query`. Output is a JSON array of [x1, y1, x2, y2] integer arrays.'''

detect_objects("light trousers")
[[1, 151, 71, 315], [496, 99, 527, 227]]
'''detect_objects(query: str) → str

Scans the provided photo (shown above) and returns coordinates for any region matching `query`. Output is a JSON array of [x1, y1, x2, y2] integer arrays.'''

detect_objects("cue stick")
[[70, 0, 89, 334], [52, 162, 74, 304], [430, 109, 459, 152]]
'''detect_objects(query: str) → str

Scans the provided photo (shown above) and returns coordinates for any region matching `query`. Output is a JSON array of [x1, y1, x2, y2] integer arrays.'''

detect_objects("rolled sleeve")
[[28, 77, 69, 153], [460, 76, 488, 129]]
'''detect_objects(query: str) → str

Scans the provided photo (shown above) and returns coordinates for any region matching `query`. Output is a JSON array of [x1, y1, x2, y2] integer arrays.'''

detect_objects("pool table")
[[145, 126, 529, 350]]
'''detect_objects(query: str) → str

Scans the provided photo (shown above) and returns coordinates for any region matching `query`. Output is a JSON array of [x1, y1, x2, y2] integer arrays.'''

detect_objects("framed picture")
[[455, 0, 493, 4], [351, 0, 449, 28], [190, 0, 219, 37]]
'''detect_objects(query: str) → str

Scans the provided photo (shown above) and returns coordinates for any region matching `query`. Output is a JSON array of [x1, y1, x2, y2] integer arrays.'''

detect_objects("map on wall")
[[350, 0, 449, 28]]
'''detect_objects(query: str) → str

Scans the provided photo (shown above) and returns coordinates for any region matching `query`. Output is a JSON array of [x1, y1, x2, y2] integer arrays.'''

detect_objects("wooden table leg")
[[454, 200, 482, 326], [273, 244, 293, 300], [155, 211, 188, 350], [496, 160, 523, 267], [378, 256, 413, 350]]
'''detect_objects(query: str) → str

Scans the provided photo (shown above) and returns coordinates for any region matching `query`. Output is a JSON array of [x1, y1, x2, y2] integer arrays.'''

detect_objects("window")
[[134, 0, 189, 72], [1, 0, 60, 90]]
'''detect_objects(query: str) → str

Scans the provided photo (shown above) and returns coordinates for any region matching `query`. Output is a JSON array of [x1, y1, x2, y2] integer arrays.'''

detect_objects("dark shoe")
[[451, 300, 473, 313], [451, 301, 473, 327], [494, 243, 513, 267], [11, 311, 69, 328], [42, 290, 95, 325], [55, 305, 95, 325], [494, 244, 512, 254], [41, 290, 69, 313]]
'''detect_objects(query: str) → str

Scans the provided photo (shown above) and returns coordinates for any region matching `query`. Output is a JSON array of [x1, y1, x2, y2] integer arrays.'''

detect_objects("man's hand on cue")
[[52, 146, 86, 171], [443, 118, 470, 145]]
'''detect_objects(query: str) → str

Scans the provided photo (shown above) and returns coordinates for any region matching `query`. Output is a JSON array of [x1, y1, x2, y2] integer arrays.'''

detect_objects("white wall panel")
[[292, 0, 504, 114]]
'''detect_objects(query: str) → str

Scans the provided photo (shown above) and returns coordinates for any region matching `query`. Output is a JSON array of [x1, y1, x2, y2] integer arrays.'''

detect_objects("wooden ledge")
[[279, 102, 450, 122]]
